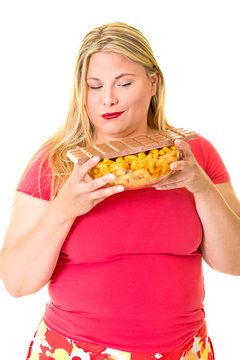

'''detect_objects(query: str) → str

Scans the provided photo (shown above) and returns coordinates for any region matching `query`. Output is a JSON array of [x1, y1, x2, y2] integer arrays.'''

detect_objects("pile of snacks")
[[67, 128, 196, 190], [88, 145, 179, 189]]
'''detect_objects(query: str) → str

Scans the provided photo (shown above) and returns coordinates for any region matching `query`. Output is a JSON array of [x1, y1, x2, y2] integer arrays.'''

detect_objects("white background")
[[0, 1, 240, 359]]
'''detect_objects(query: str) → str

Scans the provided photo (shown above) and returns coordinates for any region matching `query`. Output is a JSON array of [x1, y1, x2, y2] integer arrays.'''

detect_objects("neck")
[[93, 126, 159, 144]]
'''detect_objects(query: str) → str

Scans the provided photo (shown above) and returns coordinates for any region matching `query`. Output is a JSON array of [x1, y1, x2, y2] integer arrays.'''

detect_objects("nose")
[[102, 85, 118, 107]]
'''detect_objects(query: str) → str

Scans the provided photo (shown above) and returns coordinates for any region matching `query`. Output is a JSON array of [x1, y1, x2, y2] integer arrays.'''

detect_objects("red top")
[[17, 134, 230, 353]]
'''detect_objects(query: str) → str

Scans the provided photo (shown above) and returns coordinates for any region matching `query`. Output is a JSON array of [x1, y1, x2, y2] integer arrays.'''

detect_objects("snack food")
[[89, 145, 179, 189], [67, 128, 196, 189]]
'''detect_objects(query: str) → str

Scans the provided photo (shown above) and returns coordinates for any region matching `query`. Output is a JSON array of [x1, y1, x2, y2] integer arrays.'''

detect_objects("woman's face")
[[85, 51, 158, 143]]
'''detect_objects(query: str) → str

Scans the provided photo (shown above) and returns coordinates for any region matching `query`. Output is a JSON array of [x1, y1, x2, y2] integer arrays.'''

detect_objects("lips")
[[102, 112, 124, 120]]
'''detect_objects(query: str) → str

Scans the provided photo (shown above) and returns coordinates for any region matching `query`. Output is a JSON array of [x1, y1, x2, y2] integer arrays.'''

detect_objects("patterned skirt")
[[26, 319, 214, 360]]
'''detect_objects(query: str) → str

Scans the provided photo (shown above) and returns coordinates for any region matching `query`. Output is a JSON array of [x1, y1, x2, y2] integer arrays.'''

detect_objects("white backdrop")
[[0, 1, 240, 359]]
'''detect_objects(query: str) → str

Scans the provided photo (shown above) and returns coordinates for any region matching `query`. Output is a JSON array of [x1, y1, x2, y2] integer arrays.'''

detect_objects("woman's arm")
[[0, 157, 124, 297], [0, 192, 74, 297], [196, 181, 240, 275], [154, 139, 240, 275]]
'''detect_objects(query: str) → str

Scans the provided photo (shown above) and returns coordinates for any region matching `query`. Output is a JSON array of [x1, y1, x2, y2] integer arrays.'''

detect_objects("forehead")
[[87, 51, 146, 77]]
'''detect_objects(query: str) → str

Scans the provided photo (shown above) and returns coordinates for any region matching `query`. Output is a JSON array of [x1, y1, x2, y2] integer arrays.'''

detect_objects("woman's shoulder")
[[189, 132, 213, 145], [16, 144, 52, 201], [188, 132, 230, 184], [188, 132, 223, 162], [188, 132, 212, 153]]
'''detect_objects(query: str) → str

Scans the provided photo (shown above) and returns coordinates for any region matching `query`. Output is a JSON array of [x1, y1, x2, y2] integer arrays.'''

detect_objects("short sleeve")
[[17, 148, 52, 201], [189, 134, 230, 184]]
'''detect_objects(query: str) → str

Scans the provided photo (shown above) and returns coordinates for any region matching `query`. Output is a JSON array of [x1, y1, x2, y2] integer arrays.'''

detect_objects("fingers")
[[85, 173, 118, 192], [169, 139, 197, 171], [69, 157, 125, 200], [75, 173, 125, 206], [170, 159, 188, 171], [174, 139, 193, 159], [153, 179, 186, 190], [85, 173, 125, 195], [92, 184, 125, 203], [71, 156, 100, 182], [152, 167, 189, 190]]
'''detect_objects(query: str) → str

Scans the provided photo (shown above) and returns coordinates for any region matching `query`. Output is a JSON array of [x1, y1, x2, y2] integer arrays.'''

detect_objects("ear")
[[150, 74, 158, 96]]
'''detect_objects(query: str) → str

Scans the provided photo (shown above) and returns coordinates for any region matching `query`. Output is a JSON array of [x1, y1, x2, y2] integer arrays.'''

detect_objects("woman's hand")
[[153, 139, 213, 194], [52, 156, 124, 221]]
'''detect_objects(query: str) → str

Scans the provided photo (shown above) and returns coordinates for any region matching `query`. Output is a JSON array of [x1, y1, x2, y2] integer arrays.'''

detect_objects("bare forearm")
[[0, 202, 74, 297], [194, 183, 240, 275], [0, 159, 124, 297], [154, 139, 240, 275]]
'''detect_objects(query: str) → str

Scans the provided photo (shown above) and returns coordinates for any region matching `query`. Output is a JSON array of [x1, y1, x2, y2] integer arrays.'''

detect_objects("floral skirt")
[[26, 319, 214, 360]]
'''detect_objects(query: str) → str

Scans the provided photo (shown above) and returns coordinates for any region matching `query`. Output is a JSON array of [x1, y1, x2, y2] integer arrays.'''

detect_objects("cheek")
[[129, 90, 151, 112], [86, 93, 97, 116]]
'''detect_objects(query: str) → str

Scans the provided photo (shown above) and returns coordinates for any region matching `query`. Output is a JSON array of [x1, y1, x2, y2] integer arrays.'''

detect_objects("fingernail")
[[92, 156, 100, 162], [117, 186, 124, 192], [108, 174, 115, 180]]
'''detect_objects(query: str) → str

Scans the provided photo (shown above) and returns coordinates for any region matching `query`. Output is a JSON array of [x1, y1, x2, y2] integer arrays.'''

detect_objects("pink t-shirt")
[[17, 134, 230, 353]]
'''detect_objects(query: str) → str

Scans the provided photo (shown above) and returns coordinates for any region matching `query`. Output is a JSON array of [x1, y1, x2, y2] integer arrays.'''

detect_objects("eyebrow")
[[87, 73, 137, 81]]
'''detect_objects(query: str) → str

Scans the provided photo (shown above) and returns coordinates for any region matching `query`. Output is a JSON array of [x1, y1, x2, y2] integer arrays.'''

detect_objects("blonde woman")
[[0, 22, 239, 360]]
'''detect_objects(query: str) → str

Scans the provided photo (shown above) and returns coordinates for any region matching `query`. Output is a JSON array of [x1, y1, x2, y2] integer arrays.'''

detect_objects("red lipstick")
[[102, 112, 124, 120]]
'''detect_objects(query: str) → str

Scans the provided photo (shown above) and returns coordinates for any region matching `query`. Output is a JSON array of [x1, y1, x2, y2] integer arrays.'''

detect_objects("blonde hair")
[[20, 22, 172, 200]]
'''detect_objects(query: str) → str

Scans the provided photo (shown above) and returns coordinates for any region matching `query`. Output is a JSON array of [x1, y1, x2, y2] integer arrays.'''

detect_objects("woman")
[[0, 21, 239, 360]]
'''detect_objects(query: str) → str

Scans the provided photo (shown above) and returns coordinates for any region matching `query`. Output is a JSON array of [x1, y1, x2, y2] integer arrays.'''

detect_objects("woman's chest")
[[60, 188, 202, 264]]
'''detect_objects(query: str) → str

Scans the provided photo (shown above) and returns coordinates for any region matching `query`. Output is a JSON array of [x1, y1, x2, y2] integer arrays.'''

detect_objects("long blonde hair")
[[20, 22, 172, 200]]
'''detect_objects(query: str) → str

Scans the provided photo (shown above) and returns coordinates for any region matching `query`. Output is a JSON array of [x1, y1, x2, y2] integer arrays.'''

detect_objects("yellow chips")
[[88, 146, 178, 189]]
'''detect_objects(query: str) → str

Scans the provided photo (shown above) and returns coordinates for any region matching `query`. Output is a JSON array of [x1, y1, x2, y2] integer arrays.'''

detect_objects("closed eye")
[[88, 82, 132, 90], [118, 82, 132, 87], [89, 85, 103, 89]]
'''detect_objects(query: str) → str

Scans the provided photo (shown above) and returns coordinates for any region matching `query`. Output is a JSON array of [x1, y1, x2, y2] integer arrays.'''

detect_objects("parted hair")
[[19, 22, 171, 200]]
